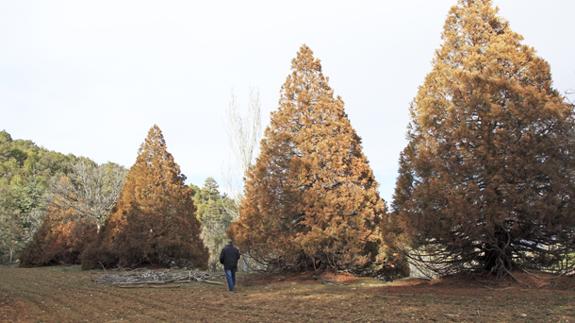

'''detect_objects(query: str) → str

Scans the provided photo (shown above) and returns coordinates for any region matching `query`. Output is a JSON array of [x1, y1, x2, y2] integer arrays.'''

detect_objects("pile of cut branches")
[[94, 269, 224, 288]]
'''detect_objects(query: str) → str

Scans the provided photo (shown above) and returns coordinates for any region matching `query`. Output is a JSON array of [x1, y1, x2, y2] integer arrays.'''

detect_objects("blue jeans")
[[224, 269, 236, 291]]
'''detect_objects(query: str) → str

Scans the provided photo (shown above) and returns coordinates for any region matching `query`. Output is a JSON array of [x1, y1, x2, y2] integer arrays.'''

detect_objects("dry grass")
[[0, 266, 573, 322]]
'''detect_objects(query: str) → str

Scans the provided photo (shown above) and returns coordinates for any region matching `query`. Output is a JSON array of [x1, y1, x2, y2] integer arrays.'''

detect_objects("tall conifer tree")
[[394, 0, 575, 277], [230, 45, 398, 274], [193, 178, 236, 271], [82, 125, 208, 269]]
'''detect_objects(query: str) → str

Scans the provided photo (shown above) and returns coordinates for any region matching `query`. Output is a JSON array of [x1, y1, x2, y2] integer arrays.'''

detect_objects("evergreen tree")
[[0, 130, 77, 263], [20, 185, 98, 266], [81, 125, 208, 269], [195, 177, 221, 203], [193, 178, 236, 271], [394, 0, 575, 277], [230, 45, 397, 274], [19, 160, 126, 266]]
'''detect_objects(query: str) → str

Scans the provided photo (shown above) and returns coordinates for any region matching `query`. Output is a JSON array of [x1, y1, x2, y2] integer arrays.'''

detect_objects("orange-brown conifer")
[[394, 0, 575, 277], [20, 183, 97, 266], [230, 45, 397, 274], [82, 125, 208, 269]]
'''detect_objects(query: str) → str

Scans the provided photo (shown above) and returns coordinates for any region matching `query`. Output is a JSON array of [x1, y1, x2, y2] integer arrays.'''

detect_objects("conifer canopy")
[[230, 45, 400, 275], [81, 125, 208, 269], [393, 0, 575, 277], [20, 191, 97, 266]]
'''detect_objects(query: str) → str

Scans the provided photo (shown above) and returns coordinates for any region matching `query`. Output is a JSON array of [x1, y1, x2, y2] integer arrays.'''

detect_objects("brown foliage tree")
[[394, 0, 575, 277], [20, 185, 98, 266], [81, 125, 208, 269], [230, 45, 400, 275], [19, 160, 125, 266]]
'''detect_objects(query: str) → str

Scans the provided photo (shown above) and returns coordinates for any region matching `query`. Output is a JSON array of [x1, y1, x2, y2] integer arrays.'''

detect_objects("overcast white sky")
[[1, 0, 574, 203]]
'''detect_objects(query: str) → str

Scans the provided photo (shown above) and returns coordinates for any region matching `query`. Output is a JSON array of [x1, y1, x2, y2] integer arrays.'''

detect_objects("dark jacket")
[[219, 244, 240, 271]]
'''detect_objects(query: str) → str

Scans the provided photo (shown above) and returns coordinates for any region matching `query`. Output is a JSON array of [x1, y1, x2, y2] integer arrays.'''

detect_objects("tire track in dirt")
[[1, 270, 160, 322], [97, 287, 247, 321], [164, 287, 315, 321], [68, 275, 258, 321], [2, 281, 99, 322], [92, 290, 189, 321], [5, 268, 215, 321], [85, 284, 300, 322], [2, 288, 80, 322], [1, 272, 61, 316], [15, 280, 172, 322], [0, 290, 44, 323], [4, 268, 320, 321], [71, 284, 204, 321]]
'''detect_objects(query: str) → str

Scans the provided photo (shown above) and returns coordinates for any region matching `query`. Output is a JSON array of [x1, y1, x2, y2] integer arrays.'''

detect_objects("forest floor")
[[0, 265, 574, 322]]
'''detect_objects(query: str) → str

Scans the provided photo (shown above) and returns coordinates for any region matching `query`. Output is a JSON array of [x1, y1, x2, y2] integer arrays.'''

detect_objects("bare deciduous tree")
[[48, 159, 126, 231], [223, 89, 262, 201], [223, 89, 263, 272]]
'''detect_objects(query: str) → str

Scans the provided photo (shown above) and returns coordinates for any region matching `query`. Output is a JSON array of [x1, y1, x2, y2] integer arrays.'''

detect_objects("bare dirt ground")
[[0, 266, 573, 322]]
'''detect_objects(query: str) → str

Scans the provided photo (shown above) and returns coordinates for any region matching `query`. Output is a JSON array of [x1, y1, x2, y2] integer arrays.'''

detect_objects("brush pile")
[[94, 269, 224, 287]]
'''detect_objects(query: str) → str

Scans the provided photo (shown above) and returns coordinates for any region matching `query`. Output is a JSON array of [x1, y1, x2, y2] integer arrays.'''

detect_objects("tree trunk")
[[483, 227, 513, 277]]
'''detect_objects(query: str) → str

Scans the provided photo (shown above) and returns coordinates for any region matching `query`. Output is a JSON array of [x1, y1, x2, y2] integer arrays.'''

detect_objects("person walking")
[[219, 240, 241, 291]]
